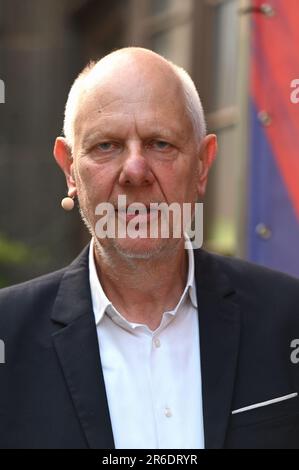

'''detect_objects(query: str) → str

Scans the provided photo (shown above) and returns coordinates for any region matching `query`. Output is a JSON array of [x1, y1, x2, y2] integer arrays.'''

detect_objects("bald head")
[[63, 47, 206, 150]]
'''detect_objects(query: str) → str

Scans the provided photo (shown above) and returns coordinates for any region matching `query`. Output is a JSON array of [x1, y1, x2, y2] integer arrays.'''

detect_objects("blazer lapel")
[[51, 246, 115, 449], [194, 249, 241, 449]]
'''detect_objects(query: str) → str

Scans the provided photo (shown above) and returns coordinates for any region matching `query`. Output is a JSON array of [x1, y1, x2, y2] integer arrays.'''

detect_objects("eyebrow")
[[80, 122, 132, 148], [81, 130, 116, 148], [80, 121, 188, 149]]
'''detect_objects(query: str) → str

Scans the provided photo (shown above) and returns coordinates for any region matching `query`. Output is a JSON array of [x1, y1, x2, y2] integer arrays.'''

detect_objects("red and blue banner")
[[249, 0, 299, 277]]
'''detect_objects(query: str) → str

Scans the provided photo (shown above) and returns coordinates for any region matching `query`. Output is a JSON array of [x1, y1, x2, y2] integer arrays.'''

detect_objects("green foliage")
[[0, 233, 49, 288], [0, 233, 32, 265]]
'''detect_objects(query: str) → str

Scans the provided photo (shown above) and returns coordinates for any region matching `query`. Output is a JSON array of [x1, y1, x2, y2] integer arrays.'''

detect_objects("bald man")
[[0, 48, 299, 449]]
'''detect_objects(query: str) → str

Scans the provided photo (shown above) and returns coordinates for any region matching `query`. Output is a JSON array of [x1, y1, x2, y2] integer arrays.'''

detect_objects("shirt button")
[[164, 407, 172, 418], [154, 338, 161, 348]]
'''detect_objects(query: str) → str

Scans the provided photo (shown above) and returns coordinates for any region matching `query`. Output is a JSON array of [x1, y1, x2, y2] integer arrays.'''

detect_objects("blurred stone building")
[[0, 0, 249, 285]]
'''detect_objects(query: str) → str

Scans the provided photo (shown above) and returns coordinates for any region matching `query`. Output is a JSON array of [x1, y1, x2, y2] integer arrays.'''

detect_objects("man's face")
[[57, 60, 215, 259]]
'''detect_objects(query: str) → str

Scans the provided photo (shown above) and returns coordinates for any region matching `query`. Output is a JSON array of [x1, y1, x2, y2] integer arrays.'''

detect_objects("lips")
[[126, 206, 150, 215], [116, 204, 157, 214], [115, 205, 159, 225]]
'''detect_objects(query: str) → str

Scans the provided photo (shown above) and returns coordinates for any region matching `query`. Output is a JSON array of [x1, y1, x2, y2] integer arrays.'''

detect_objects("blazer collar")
[[194, 249, 240, 449]]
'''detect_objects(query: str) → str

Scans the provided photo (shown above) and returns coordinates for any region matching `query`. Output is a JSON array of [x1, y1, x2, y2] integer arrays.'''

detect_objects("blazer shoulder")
[[0, 267, 67, 328], [199, 252, 299, 334], [0, 245, 90, 344], [0, 267, 66, 299], [0, 244, 90, 306], [202, 250, 299, 321]]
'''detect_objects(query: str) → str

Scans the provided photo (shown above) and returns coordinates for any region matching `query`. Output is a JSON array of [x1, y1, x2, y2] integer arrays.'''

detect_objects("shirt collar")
[[89, 236, 198, 328]]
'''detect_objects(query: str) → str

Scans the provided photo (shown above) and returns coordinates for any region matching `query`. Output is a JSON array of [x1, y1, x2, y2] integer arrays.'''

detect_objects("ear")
[[197, 134, 218, 199], [53, 137, 77, 196]]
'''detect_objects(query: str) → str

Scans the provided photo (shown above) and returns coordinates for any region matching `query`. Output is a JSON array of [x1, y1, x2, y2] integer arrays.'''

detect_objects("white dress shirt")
[[89, 238, 205, 449]]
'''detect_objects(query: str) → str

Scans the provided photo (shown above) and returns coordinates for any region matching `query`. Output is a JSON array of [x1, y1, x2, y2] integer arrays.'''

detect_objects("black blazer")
[[0, 245, 299, 449]]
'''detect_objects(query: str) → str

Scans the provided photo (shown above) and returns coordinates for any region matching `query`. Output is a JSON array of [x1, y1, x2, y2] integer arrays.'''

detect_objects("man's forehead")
[[80, 115, 188, 139], [78, 90, 183, 118], [82, 71, 183, 110], [74, 77, 189, 134]]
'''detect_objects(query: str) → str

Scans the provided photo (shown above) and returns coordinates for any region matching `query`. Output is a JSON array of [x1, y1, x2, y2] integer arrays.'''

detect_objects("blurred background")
[[0, 0, 299, 286]]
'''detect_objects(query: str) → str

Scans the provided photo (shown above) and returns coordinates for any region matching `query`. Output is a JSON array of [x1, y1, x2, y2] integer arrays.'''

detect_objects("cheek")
[[76, 160, 115, 201], [77, 159, 96, 180], [167, 161, 198, 201]]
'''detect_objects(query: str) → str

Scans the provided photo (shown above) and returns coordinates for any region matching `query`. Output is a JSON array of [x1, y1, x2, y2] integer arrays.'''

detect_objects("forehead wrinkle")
[[85, 110, 191, 151], [77, 95, 151, 131], [80, 113, 189, 147]]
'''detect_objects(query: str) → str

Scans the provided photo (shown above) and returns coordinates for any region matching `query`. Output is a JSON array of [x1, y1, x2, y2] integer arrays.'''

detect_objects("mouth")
[[116, 204, 157, 214], [115, 205, 159, 224], [127, 206, 151, 215]]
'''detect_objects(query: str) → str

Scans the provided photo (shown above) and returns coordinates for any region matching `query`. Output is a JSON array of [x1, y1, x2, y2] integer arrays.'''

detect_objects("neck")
[[93, 239, 188, 330]]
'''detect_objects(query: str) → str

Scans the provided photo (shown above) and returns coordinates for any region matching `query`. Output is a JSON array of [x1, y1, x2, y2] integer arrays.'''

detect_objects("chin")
[[111, 237, 171, 260]]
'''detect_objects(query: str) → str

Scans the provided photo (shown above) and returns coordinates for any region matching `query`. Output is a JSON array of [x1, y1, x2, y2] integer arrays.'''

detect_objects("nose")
[[118, 142, 154, 187]]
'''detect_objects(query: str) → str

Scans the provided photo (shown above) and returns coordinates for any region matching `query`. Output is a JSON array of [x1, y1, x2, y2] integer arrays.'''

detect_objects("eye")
[[97, 142, 117, 152], [150, 140, 172, 151]]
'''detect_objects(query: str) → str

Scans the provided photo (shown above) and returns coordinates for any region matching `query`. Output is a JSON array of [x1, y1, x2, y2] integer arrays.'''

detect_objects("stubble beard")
[[78, 203, 181, 265]]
